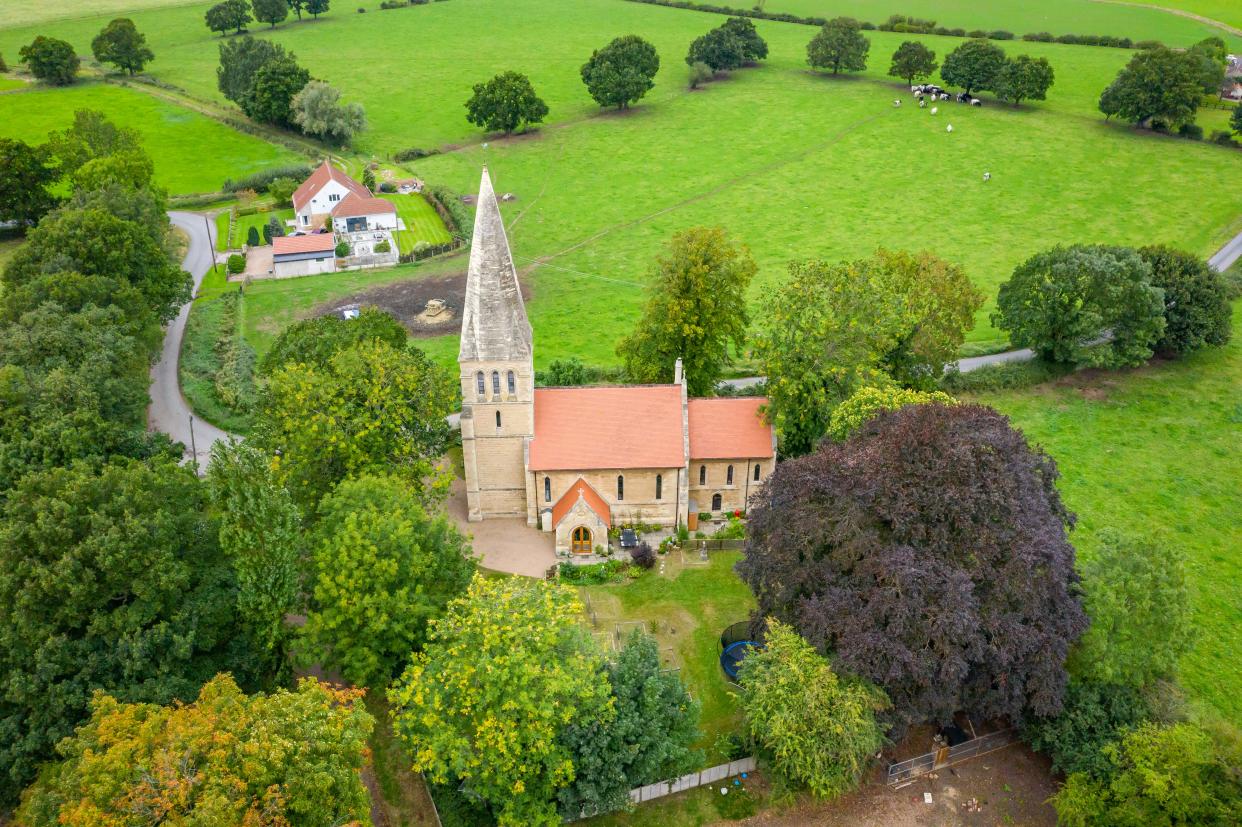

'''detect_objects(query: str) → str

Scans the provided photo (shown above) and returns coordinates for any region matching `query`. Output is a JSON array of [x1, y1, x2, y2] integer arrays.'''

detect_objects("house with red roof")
[[292, 161, 397, 234], [458, 167, 776, 557]]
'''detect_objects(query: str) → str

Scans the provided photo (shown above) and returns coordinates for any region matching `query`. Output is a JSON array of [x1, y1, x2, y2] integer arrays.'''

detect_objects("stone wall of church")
[[460, 358, 534, 521], [554, 497, 610, 556], [688, 457, 775, 516], [533, 467, 686, 530]]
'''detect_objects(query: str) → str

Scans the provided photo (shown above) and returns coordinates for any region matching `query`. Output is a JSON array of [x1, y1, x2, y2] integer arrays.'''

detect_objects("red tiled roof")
[[273, 233, 337, 255], [551, 478, 611, 529], [331, 194, 397, 218], [291, 161, 371, 213], [529, 386, 685, 471], [688, 398, 773, 460]]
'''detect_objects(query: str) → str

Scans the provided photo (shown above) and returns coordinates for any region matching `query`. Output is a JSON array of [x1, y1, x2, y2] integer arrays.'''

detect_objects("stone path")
[[445, 479, 558, 578]]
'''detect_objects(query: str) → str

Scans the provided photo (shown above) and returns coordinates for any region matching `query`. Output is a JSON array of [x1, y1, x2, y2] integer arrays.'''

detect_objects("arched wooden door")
[[571, 526, 592, 555]]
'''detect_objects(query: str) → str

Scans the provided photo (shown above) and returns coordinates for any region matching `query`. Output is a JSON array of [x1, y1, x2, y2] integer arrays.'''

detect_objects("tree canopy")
[[616, 226, 757, 395], [45, 108, 143, 182], [255, 339, 457, 511], [19, 36, 79, 86], [91, 18, 154, 75], [581, 34, 660, 109], [260, 307, 408, 374], [806, 17, 870, 75], [291, 80, 367, 145], [1024, 680, 1151, 778], [301, 474, 475, 689], [740, 620, 886, 798], [993, 244, 1166, 368], [1138, 245, 1232, 355], [245, 53, 310, 126], [205, 0, 252, 35], [465, 70, 550, 135], [0, 138, 59, 228], [738, 403, 1087, 732], [825, 384, 955, 441], [940, 38, 1007, 94], [389, 575, 612, 826], [888, 40, 937, 85], [0, 458, 263, 806], [251, 0, 288, 28], [1099, 46, 1202, 129], [720, 17, 768, 62], [995, 54, 1054, 106], [15, 674, 373, 824]]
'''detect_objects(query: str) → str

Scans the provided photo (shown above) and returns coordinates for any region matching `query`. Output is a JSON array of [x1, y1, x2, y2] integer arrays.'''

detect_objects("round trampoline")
[[719, 621, 764, 681]]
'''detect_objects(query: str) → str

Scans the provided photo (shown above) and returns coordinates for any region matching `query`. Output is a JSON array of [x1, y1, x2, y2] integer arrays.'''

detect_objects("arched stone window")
[[699, 465, 706, 486], [617, 475, 624, 501], [491, 370, 500, 395], [711, 493, 722, 511], [726, 465, 734, 486], [507, 370, 516, 395], [476, 371, 485, 396], [754, 463, 761, 481], [655, 474, 662, 500], [544, 476, 551, 503], [495, 410, 501, 428]]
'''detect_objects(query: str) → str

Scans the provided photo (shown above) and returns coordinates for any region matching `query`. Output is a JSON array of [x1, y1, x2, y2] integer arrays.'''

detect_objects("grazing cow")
[[957, 92, 971, 103], [940, 93, 951, 101], [919, 98, 927, 108], [983, 172, 991, 181], [894, 99, 902, 107], [971, 98, 982, 106]]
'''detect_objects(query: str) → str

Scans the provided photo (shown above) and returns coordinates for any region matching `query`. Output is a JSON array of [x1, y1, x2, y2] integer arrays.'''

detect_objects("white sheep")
[[946, 124, 954, 133], [931, 106, 938, 115]]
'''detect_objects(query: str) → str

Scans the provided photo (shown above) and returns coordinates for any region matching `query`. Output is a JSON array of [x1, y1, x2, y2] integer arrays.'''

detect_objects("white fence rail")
[[628, 757, 757, 805]]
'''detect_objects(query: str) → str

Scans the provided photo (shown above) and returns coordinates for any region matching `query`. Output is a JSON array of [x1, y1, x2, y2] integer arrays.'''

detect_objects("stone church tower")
[[458, 167, 534, 521]]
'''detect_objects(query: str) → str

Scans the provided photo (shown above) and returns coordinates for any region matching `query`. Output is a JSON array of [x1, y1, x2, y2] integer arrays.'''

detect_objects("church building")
[[458, 168, 776, 556]]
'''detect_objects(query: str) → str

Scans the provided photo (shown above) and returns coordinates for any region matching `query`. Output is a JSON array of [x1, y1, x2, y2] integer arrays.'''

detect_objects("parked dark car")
[[619, 528, 639, 549]]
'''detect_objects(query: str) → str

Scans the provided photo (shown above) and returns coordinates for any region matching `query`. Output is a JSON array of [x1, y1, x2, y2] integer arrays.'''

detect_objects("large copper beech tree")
[[738, 403, 1087, 732]]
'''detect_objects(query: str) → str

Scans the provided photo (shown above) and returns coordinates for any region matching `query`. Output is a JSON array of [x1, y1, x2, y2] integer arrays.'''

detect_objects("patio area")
[[445, 479, 557, 578]]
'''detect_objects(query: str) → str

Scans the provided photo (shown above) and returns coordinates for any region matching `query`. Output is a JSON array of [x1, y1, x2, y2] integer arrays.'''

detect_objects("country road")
[[149, 212, 231, 468]]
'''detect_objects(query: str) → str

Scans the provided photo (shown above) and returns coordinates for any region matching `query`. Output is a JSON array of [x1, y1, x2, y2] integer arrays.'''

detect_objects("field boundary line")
[[1086, 0, 1242, 37]]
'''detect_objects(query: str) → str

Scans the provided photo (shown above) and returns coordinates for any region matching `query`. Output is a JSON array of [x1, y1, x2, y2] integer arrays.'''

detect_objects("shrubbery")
[[223, 163, 313, 193], [211, 292, 258, 413], [630, 541, 656, 569], [227, 252, 246, 273]]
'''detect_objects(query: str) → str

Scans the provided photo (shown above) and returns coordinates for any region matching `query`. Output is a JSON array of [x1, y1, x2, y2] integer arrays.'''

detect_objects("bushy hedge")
[[212, 292, 258, 413], [424, 184, 474, 243], [939, 358, 1073, 392], [222, 164, 313, 194], [557, 559, 630, 584], [393, 146, 439, 162]]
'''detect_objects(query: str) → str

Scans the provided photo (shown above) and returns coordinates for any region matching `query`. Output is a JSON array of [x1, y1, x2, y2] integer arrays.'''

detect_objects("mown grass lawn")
[[0, 82, 301, 194], [380, 193, 453, 253], [975, 303, 1242, 725], [216, 207, 296, 251], [581, 551, 756, 761]]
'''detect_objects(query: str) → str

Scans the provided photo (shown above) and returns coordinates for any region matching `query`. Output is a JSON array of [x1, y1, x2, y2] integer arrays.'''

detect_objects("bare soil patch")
[[315, 270, 531, 337]]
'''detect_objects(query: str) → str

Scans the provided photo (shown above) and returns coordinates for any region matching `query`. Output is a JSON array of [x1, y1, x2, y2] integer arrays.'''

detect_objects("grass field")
[[0, 83, 301, 194], [0, 0, 201, 29], [215, 207, 296, 251], [976, 303, 1242, 724], [581, 551, 756, 762], [0, 77, 29, 92], [1122, 0, 1242, 32], [381, 193, 454, 254]]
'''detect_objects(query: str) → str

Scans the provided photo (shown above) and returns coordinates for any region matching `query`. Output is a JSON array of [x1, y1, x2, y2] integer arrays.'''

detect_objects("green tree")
[[18, 36, 79, 85], [266, 175, 299, 206], [558, 630, 702, 819], [252, 0, 288, 28], [45, 109, 142, 181], [260, 306, 408, 374], [362, 166, 376, 191], [244, 53, 310, 125], [995, 54, 1054, 106], [1138, 245, 1232, 355], [720, 16, 768, 62], [1188, 36, 1228, 94], [291, 80, 367, 144], [0, 138, 59, 228], [888, 40, 937, 85], [389, 575, 613, 827], [940, 38, 1007, 94], [306, 0, 330, 18], [688, 59, 713, 89], [71, 149, 154, 193], [686, 27, 746, 73], [465, 70, 550, 135], [15, 675, 373, 824], [206, 440, 302, 683], [301, 474, 475, 689], [67, 180, 169, 252], [826, 385, 955, 441], [1099, 46, 1202, 129], [217, 36, 284, 105], [90, 18, 154, 76], [616, 227, 757, 395], [255, 340, 456, 510], [1069, 529, 1193, 689], [993, 244, 1166, 368], [246, 224, 261, 246], [1051, 722, 1242, 826], [581, 34, 660, 109], [0, 458, 263, 806], [205, 0, 252, 35], [739, 619, 886, 798], [541, 356, 592, 386], [1232, 101, 1242, 135], [806, 17, 870, 75], [1024, 680, 1151, 778], [289, 0, 305, 19]]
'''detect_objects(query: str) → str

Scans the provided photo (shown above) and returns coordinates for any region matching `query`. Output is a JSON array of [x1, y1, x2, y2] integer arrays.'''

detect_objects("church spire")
[[458, 166, 533, 363]]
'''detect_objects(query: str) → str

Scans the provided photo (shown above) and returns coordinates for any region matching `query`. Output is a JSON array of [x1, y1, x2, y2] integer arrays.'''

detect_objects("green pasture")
[[0, 0, 201, 29], [0, 77, 28, 92], [381, 193, 454, 253], [1122, 0, 1242, 32], [977, 304, 1242, 725], [0, 83, 300, 194]]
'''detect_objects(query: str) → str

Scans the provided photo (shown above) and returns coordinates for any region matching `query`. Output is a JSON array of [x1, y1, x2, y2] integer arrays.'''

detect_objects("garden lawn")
[[381, 193, 454, 254], [975, 304, 1242, 725], [0, 83, 300, 195], [581, 551, 756, 761], [218, 207, 296, 251]]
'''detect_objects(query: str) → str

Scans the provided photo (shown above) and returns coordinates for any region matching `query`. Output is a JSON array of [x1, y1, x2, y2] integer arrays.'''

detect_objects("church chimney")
[[674, 357, 684, 387]]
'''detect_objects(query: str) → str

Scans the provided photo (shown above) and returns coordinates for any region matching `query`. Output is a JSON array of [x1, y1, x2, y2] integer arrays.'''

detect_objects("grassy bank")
[[180, 290, 256, 433]]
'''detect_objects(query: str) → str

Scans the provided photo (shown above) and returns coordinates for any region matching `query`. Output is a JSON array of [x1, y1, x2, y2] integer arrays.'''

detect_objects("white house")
[[272, 233, 338, 277], [291, 161, 397, 232]]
